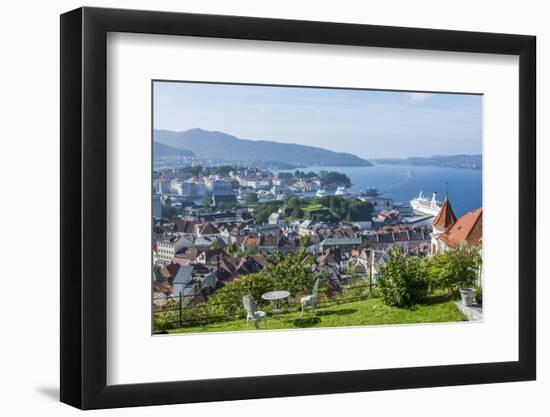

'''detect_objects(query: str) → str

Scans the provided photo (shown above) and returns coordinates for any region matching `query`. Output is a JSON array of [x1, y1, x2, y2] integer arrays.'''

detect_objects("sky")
[[153, 81, 482, 159]]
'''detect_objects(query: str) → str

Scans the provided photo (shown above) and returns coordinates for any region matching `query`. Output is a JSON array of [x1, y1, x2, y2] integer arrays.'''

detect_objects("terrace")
[[153, 281, 467, 334]]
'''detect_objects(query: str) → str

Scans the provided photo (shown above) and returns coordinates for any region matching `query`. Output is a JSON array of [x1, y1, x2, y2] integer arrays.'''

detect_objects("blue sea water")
[[296, 165, 482, 217]]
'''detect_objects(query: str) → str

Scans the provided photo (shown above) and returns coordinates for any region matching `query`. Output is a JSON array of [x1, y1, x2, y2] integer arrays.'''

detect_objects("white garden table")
[[261, 290, 290, 316]]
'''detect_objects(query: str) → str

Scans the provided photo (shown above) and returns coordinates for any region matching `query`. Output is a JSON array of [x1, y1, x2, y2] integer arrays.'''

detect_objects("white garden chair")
[[243, 295, 267, 329], [300, 278, 320, 317]]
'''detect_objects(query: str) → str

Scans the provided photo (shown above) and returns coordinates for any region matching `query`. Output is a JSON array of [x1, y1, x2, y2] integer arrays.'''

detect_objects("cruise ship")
[[410, 191, 441, 216]]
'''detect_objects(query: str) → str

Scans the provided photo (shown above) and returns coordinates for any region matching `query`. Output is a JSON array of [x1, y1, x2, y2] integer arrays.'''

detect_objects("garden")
[[153, 245, 482, 334]]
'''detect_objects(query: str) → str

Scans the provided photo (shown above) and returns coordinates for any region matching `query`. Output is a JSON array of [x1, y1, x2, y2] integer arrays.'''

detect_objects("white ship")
[[316, 188, 328, 197], [410, 191, 441, 216], [334, 186, 348, 196]]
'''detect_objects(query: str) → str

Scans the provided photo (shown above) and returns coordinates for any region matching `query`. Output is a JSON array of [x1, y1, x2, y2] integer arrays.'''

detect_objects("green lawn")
[[302, 203, 325, 211], [167, 296, 467, 334]]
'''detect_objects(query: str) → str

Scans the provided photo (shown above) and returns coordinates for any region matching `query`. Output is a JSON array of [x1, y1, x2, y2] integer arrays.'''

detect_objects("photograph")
[[151, 81, 484, 334]]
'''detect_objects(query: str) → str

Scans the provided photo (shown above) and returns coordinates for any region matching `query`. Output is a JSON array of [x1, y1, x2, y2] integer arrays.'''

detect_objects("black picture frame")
[[60, 6, 536, 410]]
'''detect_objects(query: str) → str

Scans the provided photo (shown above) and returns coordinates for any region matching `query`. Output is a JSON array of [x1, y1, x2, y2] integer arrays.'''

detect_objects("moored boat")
[[334, 186, 348, 196], [316, 188, 328, 197], [410, 191, 441, 216]]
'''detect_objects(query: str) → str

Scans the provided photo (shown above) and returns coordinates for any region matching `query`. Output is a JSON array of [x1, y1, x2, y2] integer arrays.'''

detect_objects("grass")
[[302, 203, 325, 211], [166, 295, 467, 334]]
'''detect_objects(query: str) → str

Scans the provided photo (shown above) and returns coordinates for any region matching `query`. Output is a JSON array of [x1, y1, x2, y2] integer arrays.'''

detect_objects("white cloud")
[[406, 92, 435, 103]]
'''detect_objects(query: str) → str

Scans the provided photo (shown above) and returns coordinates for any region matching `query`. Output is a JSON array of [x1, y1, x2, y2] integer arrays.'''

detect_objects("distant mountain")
[[153, 142, 195, 157], [153, 128, 372, 167], [372, 154, 482, 170]]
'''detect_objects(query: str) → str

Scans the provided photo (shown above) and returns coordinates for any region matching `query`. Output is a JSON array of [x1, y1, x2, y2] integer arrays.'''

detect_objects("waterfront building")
[[174, 181, 208, 197], [154, 178, 171, 194], [360, 195, 394, 214], [246, 179, 272, 190], [211, 180, 233, 195]]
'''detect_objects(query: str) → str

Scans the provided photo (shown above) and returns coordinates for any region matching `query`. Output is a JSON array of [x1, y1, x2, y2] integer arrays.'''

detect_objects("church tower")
[[432, 196, 457, 234]]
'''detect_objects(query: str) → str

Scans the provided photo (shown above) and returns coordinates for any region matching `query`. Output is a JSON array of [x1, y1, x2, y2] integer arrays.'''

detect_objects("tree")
[[266, 251, 319, 295], [160, 205, 177, 219], [182, 165, 203, 176], [203, 196, 212, 207], [346, 199, 373, 221], [208, 251, 320, 317], [286, 195, 301, 209], [300, 235, 312, 248], [428, 245, 481, 297], [320, 171, 352, 188], [377, 248, 429, 307], [252, 202, 283, 225], [245, 192, 259, 204], [215, 165, 235, 176], [291, 207, 304, 219]]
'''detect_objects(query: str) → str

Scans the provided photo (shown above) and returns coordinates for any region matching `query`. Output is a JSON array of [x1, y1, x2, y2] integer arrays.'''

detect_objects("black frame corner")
[[60, 6, 536, 410]]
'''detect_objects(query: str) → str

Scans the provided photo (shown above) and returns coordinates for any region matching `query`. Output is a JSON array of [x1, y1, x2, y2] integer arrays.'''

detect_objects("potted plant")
[[458, 263, 477, 307], [430, 246, 480, 306], [459, 287, 475, 306]]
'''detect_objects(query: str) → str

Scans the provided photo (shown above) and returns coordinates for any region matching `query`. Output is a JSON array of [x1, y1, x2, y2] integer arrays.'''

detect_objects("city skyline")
[[154, 81, 483, 159]]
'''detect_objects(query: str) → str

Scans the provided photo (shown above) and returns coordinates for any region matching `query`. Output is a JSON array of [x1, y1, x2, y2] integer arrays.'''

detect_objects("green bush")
[[153, 308, 178, 332], [208, 251, 322, 317], [377, 249, 429, 308], [209, 272, 275, 318], [429, 245, 481, 297]]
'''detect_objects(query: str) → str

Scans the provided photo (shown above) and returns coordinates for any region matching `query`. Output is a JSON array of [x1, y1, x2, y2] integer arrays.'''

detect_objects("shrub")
[[377, 249, 429, 308], [208, 251, 323, 317], [429, 245, 481, 297], [209, 272, 275, 318]]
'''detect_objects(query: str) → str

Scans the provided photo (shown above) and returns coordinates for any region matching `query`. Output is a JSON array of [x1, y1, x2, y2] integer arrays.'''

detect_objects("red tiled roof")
[[318, 250, 338, 265], [248, 253, 269, 268], [200, 222, 220, 235], [173, 219, 199, 234], [437, 208, 482, 247], [262, 234, 279, 246], [433, 197, 457, 230], [178, 247, 202, 261], [242, 235, 261, 246]]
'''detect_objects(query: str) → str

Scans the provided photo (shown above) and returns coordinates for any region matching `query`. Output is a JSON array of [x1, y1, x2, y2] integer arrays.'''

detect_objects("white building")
[[298, 219, 315, 236], [156, 236, 192, 266], [174, 181, 207, 197], [154, 178, 171, 194], [268, 211, 286, 226], [359, 195, 394, 214], [246, 179, 271, 190]]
